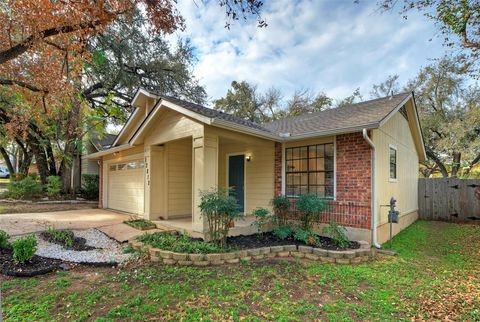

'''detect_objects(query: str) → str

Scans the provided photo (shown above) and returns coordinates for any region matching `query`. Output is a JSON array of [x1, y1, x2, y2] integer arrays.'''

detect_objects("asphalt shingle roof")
[[146, 90, 412, 139], [262, 92, 411, 137]]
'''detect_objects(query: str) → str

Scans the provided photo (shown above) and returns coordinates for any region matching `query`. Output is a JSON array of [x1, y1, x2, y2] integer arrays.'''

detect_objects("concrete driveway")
[[0, 209, 131, 236]]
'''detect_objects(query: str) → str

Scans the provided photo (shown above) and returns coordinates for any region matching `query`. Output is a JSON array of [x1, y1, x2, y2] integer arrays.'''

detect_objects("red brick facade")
[[98, 159, 103, 208], [274, 142, 282, 196], [273, 132, 373, 229]]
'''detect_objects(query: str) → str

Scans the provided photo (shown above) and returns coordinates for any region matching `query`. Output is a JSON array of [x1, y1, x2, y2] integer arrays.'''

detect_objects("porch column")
[[192, 134, 218, 234], [144, 145, 166, 220]]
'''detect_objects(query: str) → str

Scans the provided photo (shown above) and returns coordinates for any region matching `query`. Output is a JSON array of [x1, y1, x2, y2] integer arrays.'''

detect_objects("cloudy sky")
[[171, 0, 448, 102]]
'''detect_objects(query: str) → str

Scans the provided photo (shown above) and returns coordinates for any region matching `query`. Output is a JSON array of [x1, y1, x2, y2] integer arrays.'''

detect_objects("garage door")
[[108, 160, 145, 214]]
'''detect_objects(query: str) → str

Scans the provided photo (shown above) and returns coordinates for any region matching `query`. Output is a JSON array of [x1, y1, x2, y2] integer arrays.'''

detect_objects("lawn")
[[0, 202, 98, 214], [1, 221, 479, 321]]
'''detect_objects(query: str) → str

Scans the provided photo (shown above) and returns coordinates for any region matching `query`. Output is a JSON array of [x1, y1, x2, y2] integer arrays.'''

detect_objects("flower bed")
[[131, 232, 373, 266], [123, 219, 157, 231], [0, 246, 61, 277]]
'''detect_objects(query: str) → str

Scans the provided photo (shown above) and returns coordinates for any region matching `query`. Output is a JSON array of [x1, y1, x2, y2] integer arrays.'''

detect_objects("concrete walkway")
[[0, 209, 131, 236]]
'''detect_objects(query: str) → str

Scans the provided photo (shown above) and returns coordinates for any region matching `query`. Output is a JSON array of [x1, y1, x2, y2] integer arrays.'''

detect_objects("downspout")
[[362, 129, 381, 249]]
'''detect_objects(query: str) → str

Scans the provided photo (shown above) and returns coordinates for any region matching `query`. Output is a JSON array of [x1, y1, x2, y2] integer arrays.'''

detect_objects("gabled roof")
[[88, 89, 426, 160], [263, 92, 412, 137], [89, 133, 117, 151], [154, 95, 273, 133]]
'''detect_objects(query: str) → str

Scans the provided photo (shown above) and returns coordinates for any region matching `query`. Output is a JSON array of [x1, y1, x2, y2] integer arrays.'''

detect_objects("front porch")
[[143, 125, 276, 239]]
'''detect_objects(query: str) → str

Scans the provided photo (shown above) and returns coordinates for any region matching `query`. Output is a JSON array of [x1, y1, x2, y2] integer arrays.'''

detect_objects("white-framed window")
[[389, 145, 397, 181], [285, 143, 334, 198], [109, 165, 116, 171]]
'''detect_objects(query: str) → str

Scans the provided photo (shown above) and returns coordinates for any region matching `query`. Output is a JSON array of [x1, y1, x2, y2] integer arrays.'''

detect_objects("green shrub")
[[7, 176, 43, 199], [12, 235, 37, 263], [252, 207, 272, 234], [46, 176, 62, 196], [295, 194, 326, 230], [271, 195, 290, 226], [0, 230, 10, 249], [273, 225, 294, 240], [199, 187, 242, 246], [81, 174, 99, 200], [293, 228, 319, 246], [137, 232, 228, 254], [323, 220, 349, 248], [41, 226, 74, 247]]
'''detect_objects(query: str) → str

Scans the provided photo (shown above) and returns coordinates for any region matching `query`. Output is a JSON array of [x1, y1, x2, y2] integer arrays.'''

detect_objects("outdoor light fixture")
[[246, 154, 252, 162]]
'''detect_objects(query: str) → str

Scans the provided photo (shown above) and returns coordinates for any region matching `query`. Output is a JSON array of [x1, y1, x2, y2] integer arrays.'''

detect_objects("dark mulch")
[[40, 232, 97, 251], [226, 232, 360, 251], [0, 247, 61, 277]]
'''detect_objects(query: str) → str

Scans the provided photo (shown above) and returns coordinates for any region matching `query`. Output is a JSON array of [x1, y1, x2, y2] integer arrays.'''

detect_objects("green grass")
[[123, 219, 157, 230], [2, 221, 480, 321]]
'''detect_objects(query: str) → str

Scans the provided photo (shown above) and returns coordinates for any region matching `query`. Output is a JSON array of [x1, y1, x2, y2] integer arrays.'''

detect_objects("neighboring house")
[[88, 89, 426, 244]]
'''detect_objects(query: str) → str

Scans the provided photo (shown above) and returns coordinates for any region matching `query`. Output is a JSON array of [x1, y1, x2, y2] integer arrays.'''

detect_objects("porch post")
[[144, 145, 166, 220], [192, 134, 218, 234]]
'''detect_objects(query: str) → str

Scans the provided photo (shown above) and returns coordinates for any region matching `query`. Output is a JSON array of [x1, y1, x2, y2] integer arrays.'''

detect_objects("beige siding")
[[143, 109, 203, 146], [166, 138, 192, 217], [373, 111, 419, 226], [210, 127, 275, 215]]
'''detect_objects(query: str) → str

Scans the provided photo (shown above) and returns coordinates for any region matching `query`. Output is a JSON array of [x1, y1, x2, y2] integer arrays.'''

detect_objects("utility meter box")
[[388, 210, 399, 223]]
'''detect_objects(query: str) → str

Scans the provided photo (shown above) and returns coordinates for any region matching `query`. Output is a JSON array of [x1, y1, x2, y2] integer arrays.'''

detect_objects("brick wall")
[[98, 159, 103, 208], [334, 132, 372, 229], [272, 133, 372, 229], [274, 142, 282, 196]]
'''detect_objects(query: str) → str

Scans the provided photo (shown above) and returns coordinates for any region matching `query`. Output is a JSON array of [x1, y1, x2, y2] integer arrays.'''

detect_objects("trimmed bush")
[[12, 235, 37, 263], [295, 194, 327, 231], [293, 228, 319, 246], [7, 176, 43, 199], [199, 187, 242, 246], [273, 225, 294, 240], [81, 174, 99, 200], [0, 230, 10, 249], [323, 220, 349, 248], [46, 176, 62, 196]]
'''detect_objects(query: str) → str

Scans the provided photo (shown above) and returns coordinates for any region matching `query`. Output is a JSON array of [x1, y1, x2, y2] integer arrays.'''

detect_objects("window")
[[389, 146, 397, 180], [117, 163, 126, 171], [127, 162, 137, 169], [109, 165, 116, 171], [286, 143, 334, 198]]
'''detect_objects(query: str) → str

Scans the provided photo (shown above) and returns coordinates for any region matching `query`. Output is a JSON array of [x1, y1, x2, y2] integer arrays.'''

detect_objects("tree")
[[336, 88, 363, 107], [370, 75, 400, 98], [405, 57, 480, 177], [214, 81, 333, 123], [214, 81, 279, 123], [379, 0, 480, 72]]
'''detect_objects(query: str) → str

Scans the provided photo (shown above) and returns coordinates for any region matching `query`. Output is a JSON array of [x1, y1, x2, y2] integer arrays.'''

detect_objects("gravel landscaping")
[[34, 228, 132, 265]]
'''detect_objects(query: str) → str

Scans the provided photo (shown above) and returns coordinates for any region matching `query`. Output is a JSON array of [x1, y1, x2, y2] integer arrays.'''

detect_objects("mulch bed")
[[226, 232, 360, 251], [0, 247, 61, 277], [40, 232, 97, 251]]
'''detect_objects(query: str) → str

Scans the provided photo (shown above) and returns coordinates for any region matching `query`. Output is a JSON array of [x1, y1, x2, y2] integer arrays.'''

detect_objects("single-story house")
[[88, 89, 426, 245]]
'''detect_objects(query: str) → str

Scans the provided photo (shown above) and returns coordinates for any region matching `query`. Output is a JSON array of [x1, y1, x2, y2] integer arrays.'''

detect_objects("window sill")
[[388, 178, 398, 183]]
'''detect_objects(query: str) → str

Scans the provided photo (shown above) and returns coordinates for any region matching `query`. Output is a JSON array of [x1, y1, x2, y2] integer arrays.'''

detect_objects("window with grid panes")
[[285, 143, 334, 198]]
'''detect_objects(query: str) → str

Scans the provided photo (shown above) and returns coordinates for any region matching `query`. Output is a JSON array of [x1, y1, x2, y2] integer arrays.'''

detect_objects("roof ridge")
[[265, 92, 411, 126]]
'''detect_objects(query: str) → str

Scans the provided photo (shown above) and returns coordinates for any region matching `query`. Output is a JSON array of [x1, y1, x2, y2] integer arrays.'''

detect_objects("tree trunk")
[[0, 146, 15, 174], [426, 148, 449, 177], [451, 152, 461, 178], [28, 134, 50, 184]]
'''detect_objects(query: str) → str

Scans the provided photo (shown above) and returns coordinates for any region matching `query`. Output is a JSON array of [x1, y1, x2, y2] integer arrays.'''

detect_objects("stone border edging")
[[129, 240, 375, 266]]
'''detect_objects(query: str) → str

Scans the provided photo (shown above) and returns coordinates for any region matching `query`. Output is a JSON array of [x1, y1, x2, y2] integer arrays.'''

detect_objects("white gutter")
[[86, 144, 132, 160], [362, 128, 381, 249]]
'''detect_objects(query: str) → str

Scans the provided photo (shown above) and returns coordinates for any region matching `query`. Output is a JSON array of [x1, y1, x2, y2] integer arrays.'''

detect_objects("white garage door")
[[108, 160, 145, 214]]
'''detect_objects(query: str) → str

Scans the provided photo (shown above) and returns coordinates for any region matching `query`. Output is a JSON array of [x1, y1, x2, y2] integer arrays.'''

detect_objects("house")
[[88, 89, 426, 245]]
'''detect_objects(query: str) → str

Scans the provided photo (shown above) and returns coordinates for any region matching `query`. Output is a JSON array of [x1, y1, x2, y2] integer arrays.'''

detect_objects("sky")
[[170, 0, 449, 103]]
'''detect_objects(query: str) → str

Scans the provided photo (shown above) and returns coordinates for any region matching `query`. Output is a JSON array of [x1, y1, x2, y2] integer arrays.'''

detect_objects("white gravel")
[[34, 228, 132, 264]]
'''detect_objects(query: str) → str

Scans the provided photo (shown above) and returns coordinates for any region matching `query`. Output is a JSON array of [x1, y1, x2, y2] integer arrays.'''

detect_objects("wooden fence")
[[418, 178, 480, 222]]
